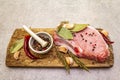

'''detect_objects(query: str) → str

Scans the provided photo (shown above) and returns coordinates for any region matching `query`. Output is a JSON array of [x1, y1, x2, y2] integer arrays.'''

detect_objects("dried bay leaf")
[[71, 24, 89, 32], [10, 39, 24, 53], [58, 27, 73, 40]]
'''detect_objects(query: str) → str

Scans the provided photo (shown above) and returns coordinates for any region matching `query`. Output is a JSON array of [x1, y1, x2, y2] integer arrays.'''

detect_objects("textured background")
[[0, 0, 120, 80]]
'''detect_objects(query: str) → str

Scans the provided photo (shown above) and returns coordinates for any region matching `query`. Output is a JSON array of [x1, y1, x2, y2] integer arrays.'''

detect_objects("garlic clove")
[[65, 57, 74, 65], [101, 29, 109, 36], [58, 46, 68, 53], [14, 51, 20, 60], [63, 24, 74, 29]]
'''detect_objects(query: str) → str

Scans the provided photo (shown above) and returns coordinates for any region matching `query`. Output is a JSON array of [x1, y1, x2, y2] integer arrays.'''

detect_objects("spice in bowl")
[[29, 32, 53, 54], [32, 33, 51, 51]]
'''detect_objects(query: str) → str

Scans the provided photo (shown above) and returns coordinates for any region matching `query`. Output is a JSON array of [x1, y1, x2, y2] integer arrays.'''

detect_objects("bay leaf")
[[58, 27, 73, 39], [10, 39, 24, 53], [71, 24, 89, 32]]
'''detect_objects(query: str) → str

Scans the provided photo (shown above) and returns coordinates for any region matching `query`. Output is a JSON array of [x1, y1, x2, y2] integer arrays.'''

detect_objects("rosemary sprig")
[[54, 45, 70, 73], [68, 51, 89, 71]]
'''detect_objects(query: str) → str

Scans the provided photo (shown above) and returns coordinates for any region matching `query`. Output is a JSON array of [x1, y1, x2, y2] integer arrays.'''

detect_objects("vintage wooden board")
[[6, 28, 114, 68]]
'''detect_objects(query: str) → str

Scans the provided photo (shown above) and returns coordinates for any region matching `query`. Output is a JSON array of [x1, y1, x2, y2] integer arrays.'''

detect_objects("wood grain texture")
[[6, 28, 114, 68]]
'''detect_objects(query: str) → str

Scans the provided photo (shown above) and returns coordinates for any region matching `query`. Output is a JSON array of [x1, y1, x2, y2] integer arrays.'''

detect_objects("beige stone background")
[[0, 0, 120, 80]]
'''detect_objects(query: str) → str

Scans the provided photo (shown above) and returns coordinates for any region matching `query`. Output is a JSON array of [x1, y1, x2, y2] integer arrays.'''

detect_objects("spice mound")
[[32, 33, 51, 51]]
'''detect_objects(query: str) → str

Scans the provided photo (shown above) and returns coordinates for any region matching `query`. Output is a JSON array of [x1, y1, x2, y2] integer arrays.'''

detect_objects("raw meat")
[[54, 26, 110, 62]]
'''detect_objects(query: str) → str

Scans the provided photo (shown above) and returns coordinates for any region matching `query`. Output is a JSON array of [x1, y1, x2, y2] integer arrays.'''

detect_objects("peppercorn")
[[85, 40, 87, 42]]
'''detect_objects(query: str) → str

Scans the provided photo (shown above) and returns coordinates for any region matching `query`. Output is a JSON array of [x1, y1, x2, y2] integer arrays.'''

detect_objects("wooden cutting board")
[[6, 28, 114, 68]]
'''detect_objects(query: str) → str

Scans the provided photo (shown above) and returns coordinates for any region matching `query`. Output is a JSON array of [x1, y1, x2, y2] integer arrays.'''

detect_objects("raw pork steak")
[[54, 26, 110, 62]]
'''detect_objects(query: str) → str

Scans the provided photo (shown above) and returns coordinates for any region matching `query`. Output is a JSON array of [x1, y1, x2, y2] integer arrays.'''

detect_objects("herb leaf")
[[10, 39, 24, 53], [58, 27, 73, 39], [68, 51, 89, 71], [71, 24, 89, 32]]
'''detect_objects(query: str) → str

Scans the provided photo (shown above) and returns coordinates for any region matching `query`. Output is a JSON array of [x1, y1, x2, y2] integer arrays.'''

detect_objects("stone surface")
[[0, 0, 120, 80]]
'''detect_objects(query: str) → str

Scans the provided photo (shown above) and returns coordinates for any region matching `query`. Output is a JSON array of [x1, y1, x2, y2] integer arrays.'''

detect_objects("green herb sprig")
[[68, 51, 89, 71]]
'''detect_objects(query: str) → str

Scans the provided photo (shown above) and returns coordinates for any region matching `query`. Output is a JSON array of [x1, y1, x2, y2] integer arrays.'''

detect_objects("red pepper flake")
[[74, 34, 76, 37], [89, 34, 91, 36], [93, 46, 96, 49], [85, 40, 87, 42], [85, 32, 88, 35], [74, 47, 79, 53], [90, 42, 92, 44], [80, 34, 83, 37], [92, 49, 94, 51], [43, 47, 47, 50]]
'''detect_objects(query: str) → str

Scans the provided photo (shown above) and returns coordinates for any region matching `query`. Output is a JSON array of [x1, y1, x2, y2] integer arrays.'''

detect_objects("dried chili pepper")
[[100, 32, 114, 45], [24, 35, 38, 59]]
